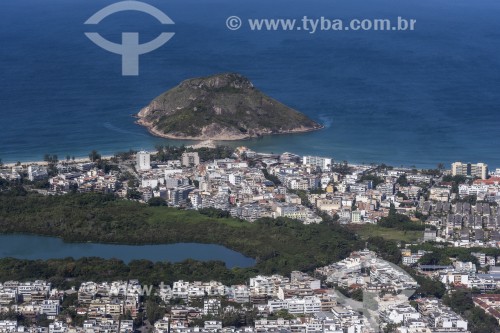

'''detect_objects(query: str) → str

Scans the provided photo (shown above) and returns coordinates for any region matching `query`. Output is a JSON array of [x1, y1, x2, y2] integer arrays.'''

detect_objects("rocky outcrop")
[[136, 73, 323, 140]]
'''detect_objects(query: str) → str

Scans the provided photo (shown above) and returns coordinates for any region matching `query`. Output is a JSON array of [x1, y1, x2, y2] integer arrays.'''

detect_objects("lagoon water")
[[0, 235, 255, 268], [1, 0, 500, 168]]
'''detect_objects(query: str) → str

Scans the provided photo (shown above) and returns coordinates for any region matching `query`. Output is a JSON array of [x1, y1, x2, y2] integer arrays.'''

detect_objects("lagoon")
[[0, 235, 255, 268]]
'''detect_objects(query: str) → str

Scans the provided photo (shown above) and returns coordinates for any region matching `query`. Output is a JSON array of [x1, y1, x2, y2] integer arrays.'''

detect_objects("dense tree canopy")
[[0, 192, 362, 276]]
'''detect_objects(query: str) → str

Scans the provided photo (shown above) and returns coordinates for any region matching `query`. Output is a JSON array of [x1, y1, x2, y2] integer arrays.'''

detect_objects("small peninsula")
[[136, 73, 323, 140]]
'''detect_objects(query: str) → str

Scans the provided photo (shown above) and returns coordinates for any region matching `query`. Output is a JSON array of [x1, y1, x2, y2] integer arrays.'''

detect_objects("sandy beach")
[[3, 155, 114, 168]]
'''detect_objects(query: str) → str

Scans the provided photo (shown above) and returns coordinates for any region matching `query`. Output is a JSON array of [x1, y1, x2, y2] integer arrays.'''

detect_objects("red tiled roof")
[[474, 177, 500, 185]]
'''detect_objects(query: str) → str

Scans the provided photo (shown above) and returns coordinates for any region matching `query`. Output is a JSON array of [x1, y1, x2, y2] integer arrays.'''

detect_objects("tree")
[[222, 310, 241, 327], [389, 203, 397, 217], [351, 288, 363, 301], [43, 154, 58, 165], [269, 309, 294, 320], [332, 161, 352, 175], [384, 323, 399, 333], [262, 169, 281, 185], [148, 197, 167, 207], [145, 298, 165, 324], [69, 183, 78, 193], [441, 175, 467, 194], [360, 174, 384, 188], [379, 204, 426, 231], [419, 252, 452, 266], [0, 158, 3, 167], [414, 275, 446, 298], [437, 163, 445, 171], [127, 189, 142, 200], [127, 179, 138, 188], [62, 293, 78, 308], [89, 150, 101, 162], [199, 208, 231, 218], [443, 289, 500, 333], [397, 174, 409, 186], [396, 191, 409, 200], [367, 237, 401, 264], [35, 313, 51, 327]]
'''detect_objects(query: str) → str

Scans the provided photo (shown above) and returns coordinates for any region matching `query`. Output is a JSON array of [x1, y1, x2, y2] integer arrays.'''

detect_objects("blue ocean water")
[[1, 0, 499, 168]]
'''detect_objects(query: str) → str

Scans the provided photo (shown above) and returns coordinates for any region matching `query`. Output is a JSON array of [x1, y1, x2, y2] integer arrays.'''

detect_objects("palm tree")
[[43, 154, 58, 164], [155, 144, 164, 153], [89, 150, 101, 162]]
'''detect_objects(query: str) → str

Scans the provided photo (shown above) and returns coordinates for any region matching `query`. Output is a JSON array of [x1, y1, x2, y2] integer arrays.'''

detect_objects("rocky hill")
[[136, 73, 322, 140]]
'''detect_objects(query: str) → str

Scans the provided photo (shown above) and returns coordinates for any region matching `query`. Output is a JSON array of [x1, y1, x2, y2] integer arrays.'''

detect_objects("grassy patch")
[[352, 224, 422, 243]]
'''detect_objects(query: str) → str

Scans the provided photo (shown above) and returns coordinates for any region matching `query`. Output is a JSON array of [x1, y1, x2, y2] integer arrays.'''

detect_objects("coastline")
[[1, 120, 494, 170], [3, 155, 114, 168], [135, 118, 325, 141]]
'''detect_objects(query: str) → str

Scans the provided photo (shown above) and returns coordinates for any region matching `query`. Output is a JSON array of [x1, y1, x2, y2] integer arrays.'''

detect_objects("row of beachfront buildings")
[[3, 148, 500, 241]]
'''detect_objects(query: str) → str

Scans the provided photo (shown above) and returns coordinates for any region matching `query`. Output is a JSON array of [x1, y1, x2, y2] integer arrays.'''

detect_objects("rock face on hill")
[[136, 73, 323, 140]]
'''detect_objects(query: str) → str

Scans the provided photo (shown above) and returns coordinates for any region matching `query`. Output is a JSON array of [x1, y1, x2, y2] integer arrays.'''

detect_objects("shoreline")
[[135, 118, 325, 141], [2, 155, 114, 168], [1, 126, 495, 170]]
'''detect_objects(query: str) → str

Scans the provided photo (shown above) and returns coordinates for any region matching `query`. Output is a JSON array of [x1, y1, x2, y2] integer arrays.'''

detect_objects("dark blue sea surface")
[[1, 0, 499, 168]]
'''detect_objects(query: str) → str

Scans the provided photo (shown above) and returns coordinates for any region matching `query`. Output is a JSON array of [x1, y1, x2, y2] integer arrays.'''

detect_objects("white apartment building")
[[27, 165, 48, 181], [303, 156, 333, 171], [268, 296, 322, 314], [203, 298, 221, 315], [351, 210, 362, 223], [136, 151, 151, 171], [40, 299, 60, 318], [182, 152, 200, 167]]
